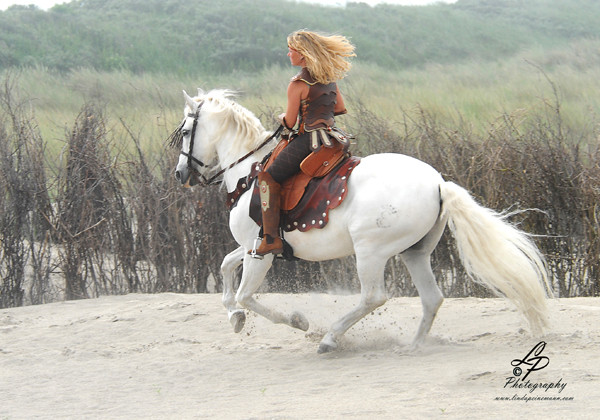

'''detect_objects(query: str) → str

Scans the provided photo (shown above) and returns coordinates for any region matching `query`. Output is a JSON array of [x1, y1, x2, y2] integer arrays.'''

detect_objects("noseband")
[[172, 101, 283, 186]]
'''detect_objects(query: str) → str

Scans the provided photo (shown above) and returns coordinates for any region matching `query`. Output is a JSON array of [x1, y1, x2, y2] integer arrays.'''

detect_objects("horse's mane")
[[200, 90, 270, 158]]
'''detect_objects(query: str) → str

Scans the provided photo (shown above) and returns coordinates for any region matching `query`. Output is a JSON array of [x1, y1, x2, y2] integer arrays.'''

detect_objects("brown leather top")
[[292, 68, 337, 132]]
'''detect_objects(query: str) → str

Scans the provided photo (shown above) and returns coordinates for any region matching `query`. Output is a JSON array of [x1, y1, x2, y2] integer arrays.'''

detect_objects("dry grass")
[[2, 56, 600, 307]]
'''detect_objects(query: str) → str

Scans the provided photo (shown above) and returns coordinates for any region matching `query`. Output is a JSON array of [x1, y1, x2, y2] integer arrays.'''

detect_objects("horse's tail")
[[439, 181, 552, 334]]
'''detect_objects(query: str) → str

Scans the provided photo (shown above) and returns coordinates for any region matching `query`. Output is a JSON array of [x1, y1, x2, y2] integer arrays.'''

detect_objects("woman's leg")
[[266, 133, 313, 183], [251, 133, 312, 257]]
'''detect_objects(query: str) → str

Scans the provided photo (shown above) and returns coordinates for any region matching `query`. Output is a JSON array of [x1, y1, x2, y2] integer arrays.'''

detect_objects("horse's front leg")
[[220, 247, 246, 332], [235, 254, 309, 332]]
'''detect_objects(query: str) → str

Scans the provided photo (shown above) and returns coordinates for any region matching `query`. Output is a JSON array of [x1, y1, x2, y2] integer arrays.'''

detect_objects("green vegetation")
[[2, 0, 600, 75], [1, 0, 599, 147], [9, 37, 600, 162]]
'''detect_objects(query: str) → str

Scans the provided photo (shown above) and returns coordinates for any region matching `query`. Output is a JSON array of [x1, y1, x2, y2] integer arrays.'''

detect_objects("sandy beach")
[[1, 293, 598, 419]]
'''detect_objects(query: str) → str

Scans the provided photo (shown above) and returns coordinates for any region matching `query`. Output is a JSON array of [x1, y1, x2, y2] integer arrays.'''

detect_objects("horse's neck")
[[216, 131, 273, 192]]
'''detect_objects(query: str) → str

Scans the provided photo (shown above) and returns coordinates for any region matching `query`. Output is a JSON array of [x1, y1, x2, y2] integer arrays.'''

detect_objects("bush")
[[1, 73, 599, 308], [0, 73, 53, 307]]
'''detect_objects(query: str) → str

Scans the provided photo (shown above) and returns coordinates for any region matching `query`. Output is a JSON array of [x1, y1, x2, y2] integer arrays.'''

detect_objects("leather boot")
[[251, 171, 283, 257]]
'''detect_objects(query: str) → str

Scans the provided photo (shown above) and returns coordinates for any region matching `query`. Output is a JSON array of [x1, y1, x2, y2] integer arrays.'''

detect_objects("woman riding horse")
[[251, 30, 356, 257]]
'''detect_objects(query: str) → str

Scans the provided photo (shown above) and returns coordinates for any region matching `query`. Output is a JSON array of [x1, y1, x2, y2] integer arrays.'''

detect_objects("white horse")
[[173, 89, 551, 353]]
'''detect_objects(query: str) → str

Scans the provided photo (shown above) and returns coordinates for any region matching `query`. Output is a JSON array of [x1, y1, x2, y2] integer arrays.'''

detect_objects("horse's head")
[[171, 89, 217, 187], [169, 88, 272, 188]]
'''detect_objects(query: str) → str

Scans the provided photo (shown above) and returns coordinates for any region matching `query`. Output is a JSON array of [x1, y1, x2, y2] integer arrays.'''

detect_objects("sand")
[[1, 293, 599, 419]]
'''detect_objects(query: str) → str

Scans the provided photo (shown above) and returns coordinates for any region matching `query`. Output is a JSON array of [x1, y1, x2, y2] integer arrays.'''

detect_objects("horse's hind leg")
[[221, 247, 245, 332], [400, 250, 443, 349], [235, 254, 309, 332], [400, 214, 447, 348], [318, 253, 388, 353]]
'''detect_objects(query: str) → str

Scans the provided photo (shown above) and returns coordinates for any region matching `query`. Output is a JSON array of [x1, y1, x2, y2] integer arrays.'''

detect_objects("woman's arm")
[[334, 85, 347, 116], [279, 80, 308, 129]]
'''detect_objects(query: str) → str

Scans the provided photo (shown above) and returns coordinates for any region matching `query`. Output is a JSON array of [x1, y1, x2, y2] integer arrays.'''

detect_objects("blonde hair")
[[287, 30, 355, 84]]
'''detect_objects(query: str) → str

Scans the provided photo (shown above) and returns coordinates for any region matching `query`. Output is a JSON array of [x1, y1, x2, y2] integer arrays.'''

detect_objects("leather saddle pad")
[[250, 156, 361, 232]]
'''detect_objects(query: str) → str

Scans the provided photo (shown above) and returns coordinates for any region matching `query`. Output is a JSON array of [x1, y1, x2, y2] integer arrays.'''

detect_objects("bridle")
[[171, 101, 283, 186], [180, 104, 213, 185]]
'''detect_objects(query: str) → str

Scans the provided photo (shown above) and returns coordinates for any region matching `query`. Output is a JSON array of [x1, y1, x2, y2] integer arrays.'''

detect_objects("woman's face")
[[287, 47, 305, 67]]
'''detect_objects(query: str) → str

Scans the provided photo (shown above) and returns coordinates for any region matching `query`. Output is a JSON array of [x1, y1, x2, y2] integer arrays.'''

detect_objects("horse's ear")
[[197, 88, 205, 97], [183, 90, 196, 110]]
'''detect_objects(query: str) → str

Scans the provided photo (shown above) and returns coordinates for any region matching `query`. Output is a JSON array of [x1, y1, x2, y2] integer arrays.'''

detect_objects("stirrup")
[[250, 236, 264, 260]]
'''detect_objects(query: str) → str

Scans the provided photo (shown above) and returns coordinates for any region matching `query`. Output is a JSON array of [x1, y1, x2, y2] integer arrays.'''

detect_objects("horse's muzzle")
[[175, 168, 197, 188]]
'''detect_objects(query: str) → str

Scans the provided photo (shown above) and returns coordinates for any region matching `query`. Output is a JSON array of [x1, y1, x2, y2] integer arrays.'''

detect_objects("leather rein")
[[178, 102, 283, 186]]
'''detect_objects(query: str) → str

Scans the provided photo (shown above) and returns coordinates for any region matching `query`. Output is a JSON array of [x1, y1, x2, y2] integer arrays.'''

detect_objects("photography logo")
[[495, 341, 574, 402], [510, 341, 550, 381]]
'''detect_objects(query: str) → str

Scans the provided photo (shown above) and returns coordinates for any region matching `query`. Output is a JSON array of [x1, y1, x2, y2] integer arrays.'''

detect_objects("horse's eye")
[[182, 129, 190, 136]]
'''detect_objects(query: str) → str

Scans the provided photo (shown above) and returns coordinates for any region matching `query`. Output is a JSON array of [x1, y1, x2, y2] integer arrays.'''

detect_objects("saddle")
[[226, 135, 361, 233]]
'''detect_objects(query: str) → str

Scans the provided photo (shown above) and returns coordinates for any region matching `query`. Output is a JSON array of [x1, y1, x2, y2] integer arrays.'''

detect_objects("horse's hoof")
[[409, 335, 425, 352], [230, 310, 246, 333], [317, 342, 336, 354], [290, 312, 309, 331], [317, 334, 337, 354]]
